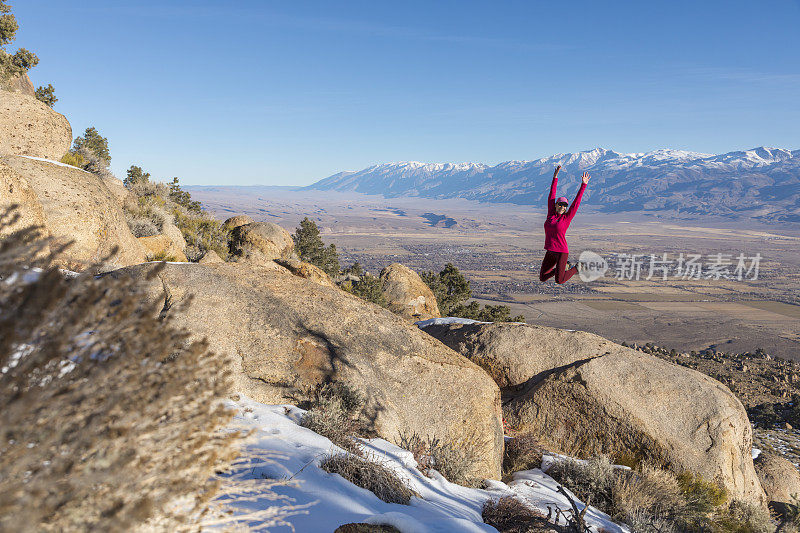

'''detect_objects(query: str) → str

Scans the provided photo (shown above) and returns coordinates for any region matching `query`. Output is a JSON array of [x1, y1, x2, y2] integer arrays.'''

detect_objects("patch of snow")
[[221, 396, 629, 532], [752, 448, 761, 460], [2, 267, 43, 286], [415, 317, 491, 328], [18, 155, 92, 173]]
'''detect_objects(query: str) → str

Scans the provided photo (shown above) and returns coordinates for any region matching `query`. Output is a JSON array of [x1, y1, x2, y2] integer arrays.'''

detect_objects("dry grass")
[[320, 453, 416, 505], [397, 431, 484, 487], [0, 209, 299, 531], [503, 433, 545, 480], [300, 381, 369, 455], [546, 455, 616, 514], [482, 496, 552, 532]]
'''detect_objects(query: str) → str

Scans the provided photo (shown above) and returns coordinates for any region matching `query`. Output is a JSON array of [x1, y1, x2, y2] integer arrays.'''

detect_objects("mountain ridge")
[[308, 147, 800, 222]]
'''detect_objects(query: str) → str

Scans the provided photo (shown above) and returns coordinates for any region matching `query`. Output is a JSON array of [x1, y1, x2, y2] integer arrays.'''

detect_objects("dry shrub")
[[301, 381, 368, 455], [482, 496, 550, 532], [0, 211, 297, 531], [320, 453, 416, 505], [612, 464, 685, 523], [546, 455, 616, 514], [503, 433, 545, 480], [397, 431, 483, 487], [146, 250, 180, 262], [722, 500, 775, 533], [123, 187, 171, 238]]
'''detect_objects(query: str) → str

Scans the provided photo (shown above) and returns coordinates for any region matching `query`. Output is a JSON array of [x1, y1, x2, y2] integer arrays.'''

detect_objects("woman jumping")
[[539, 165, 590, 284]]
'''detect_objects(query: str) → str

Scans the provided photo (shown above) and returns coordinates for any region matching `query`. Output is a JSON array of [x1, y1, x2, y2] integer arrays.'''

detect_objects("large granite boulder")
[[379, 263, 440, 321], [1, 72, 36, 96], [107, 262, 504, 481], [754, 453, 800, 505], [137, 234, 188, 262], [0, 90, 72, 160], [0, 155, 146, 270], [223, 214, 253, 230], [229, 221, 294, 263], [419, 320, 766, 505], [275, 257, 336, 288]]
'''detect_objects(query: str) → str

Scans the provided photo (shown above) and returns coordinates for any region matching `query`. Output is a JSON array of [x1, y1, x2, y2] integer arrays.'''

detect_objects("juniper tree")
[[293, 217, 340, 276], [421, 263, 471, 316], [72, 127, 111, 166], [34, 83, 56, 107], [422, 263, 523, 322], [0, 1, 40, 82], [124, 165, 151, 188]]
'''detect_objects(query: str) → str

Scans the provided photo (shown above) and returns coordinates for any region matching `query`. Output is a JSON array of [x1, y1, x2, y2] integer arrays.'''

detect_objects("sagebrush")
[[300, 381, 369, 455], [0, 210, 297, 531], [320, 453, 416, 505], [397, 431, 483, 487]]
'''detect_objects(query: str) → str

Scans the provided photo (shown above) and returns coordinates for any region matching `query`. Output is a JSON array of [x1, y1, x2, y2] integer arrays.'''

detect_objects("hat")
[[556, 196, 568, 204]]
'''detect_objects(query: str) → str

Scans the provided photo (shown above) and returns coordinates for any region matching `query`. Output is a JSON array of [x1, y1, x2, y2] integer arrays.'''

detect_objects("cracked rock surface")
[[105, 261, 505, 481], [420, 321, 767, 505]]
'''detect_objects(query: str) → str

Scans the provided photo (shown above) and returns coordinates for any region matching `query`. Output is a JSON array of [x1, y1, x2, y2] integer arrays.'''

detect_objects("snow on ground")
[[18, 155, 92, 173], [415, 317, 489, 328], [222, 396, 629, 533]]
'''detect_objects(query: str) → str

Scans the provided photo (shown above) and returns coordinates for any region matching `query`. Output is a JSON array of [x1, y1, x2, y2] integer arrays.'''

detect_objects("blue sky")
[[16, 0, 800, 185]]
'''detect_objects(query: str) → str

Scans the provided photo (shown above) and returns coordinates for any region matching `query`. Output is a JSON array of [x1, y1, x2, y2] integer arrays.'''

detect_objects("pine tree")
[[421, 263, 471, 316], [346, 273, 388, 307], [0, 1, 39, 82], [123, 165, 151, 188], [34, 84, 57, 107], [72, 127, 111, 166], [421, 263, 523, 322], [292, 217, 340, 276]]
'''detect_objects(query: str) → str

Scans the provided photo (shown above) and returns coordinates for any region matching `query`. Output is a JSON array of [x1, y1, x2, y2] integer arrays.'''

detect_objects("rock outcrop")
[[137, 234, 188, 262], [275, 257, 336, 288], [198, 250, 224, 264], [379, 263, 440, 321], [1, 72, 36, 97], [754, 453, 800, 505], [223, 214, 253, 230], [0, 155, 146, 270], [0, 90, 72, 160], [229, 221, 294, 263], [108, 262, 504, 480], [420, 320, 766, 505]]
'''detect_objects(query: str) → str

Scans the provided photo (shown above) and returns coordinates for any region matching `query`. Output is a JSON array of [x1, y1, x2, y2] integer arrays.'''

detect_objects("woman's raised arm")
[[547, 165, 561, 216], [566, 172, 590, 220]]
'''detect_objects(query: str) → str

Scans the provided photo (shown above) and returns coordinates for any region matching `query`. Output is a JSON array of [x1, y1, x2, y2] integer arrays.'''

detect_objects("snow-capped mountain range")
[[307, 147, 800, 221]]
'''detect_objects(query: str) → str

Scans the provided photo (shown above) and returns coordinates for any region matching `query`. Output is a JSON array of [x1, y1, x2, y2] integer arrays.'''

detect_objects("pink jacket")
[[543, 175, 586, 253]]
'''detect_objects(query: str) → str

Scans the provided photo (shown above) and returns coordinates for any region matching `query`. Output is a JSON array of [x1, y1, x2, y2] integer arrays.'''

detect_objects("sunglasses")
[[557, 202, 568, 207]]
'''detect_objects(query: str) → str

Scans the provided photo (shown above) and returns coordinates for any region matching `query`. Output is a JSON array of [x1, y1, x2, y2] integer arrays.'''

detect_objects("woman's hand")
[[581, 171, 590, 185], [553, 165, 561, 178]]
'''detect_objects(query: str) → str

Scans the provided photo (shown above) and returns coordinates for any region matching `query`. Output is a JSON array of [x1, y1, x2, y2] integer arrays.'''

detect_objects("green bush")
[[293, 217, 340, 275], [124, 164, 151, 188], [59, 151, 85, 168], [173, 208, 230, 262], [0, 2, 41, 85], [422, 263, 524, 322], [146, 250, 179, 262], [340, 272, 389, 308], [72, 126, 111, 166], [34, 83, 56, 107]]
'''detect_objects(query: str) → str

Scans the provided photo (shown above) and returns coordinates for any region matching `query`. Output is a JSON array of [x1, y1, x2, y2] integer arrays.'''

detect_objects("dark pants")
[[539, 250, 577, 284]]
